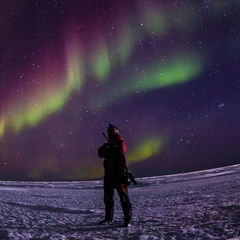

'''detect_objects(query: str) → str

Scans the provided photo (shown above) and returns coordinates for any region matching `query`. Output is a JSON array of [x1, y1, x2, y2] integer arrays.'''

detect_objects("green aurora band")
[[131, 55, 202, 93], [0, 44, 85, 137], [0, 1, 203, 139], [127, 137, 164, 164]]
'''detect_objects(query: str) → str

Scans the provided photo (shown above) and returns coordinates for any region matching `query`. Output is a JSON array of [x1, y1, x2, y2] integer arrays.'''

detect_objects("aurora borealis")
[[0, 0, 240, 181]]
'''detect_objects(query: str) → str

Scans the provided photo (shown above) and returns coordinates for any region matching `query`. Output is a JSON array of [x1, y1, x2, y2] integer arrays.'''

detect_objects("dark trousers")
[[103, 177, 132, 222]]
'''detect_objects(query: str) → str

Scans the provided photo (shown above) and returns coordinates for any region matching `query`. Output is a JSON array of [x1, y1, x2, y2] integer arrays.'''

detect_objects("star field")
[[0, 0, 240, 180]]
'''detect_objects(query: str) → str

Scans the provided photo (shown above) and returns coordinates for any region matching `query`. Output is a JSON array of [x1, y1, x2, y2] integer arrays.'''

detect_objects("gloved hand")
[[98, 143, 110, 158]]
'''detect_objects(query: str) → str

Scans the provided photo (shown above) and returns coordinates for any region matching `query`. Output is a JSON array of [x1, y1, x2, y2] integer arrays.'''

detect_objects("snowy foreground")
[[0, 165, 240, 239]]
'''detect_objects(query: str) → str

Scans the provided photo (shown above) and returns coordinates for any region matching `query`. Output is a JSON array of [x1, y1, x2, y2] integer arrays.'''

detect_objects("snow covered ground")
[[0, 164, 240, 239]]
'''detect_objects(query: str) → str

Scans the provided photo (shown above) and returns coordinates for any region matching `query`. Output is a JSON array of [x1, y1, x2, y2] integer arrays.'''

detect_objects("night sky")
[[0, 0, 240, 181]]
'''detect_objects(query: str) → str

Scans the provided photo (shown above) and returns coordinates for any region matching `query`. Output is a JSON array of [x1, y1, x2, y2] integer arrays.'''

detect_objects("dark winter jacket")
[[98, 135, 128, 183]]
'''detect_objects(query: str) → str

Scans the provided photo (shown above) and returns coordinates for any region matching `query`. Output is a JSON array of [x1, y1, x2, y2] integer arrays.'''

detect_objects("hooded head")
[[107, 123, 120, 139]]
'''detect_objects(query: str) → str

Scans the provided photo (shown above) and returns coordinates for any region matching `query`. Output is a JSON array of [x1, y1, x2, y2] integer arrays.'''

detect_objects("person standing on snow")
[[98, 123, 132, 227]]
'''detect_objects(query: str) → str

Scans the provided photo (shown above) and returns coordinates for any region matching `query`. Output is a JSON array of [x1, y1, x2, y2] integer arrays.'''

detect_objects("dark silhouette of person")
[[98, 123, 132, 227]]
